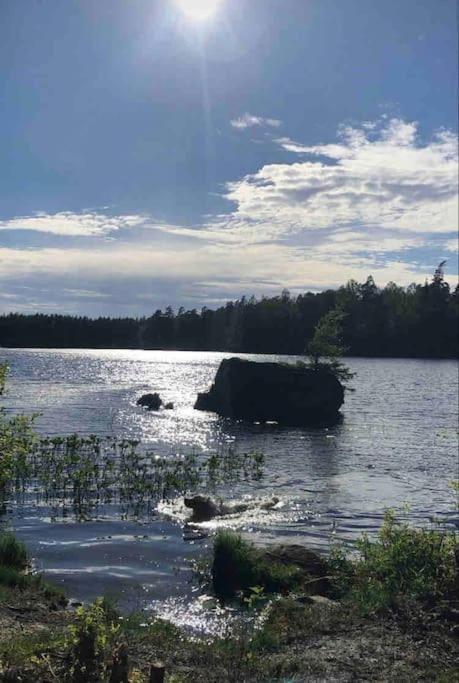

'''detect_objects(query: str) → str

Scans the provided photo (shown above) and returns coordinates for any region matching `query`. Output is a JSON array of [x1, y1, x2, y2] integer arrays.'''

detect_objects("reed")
[[5, 433, 264, 520]]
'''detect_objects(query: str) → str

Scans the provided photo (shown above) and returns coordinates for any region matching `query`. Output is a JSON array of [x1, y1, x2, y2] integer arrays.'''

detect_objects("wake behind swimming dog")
[[184, 494, 280, 523]]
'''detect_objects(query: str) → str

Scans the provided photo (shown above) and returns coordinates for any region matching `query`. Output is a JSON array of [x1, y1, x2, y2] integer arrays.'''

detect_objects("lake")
[[0, 349, 457, 628]]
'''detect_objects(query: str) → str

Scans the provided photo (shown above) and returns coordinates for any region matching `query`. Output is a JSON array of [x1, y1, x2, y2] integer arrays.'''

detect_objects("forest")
[[0, 274, 457, 358]]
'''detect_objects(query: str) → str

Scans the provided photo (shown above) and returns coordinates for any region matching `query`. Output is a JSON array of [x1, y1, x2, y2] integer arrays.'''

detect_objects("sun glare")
[[174, 0, 221, 22]]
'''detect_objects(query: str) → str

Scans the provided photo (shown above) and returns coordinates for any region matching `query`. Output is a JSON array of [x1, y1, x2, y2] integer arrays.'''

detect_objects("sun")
[[174, 0, 221, 22]]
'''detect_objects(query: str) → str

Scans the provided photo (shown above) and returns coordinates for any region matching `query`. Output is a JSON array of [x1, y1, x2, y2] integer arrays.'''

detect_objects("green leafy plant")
[[0, 531, 28, 569], [8, 435, 265, 520], [65, 597, 120, 682], [330, 510, 458, 613], [242, 585, 266, 609]]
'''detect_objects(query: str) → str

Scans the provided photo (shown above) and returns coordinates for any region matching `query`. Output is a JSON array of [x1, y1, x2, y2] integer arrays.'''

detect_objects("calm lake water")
[[1, 349, 458, 626]]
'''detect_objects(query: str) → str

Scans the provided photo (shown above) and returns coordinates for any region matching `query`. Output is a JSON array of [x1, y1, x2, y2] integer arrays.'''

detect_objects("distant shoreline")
[[1, 277, 457, 358]]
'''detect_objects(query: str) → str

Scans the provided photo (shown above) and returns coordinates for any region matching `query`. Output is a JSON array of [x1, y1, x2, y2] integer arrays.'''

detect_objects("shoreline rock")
[[212, 533, 332, 600]]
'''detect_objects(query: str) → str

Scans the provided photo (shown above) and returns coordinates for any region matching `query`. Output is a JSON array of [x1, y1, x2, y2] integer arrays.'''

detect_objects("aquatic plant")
[[0, 365, 265, 520], [0, 364, 7, 395], [0, 363, 38, 498], [450, 480, 459, 508], [5, 434, 265, 520], [0, 411, 38, 497]]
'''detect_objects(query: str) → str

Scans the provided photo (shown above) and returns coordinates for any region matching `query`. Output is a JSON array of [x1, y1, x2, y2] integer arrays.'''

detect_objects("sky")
[[0, 0, 457, 316]]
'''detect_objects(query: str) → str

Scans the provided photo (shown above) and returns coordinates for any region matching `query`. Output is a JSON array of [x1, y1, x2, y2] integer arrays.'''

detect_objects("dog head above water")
[[184, 495, 220, 521]]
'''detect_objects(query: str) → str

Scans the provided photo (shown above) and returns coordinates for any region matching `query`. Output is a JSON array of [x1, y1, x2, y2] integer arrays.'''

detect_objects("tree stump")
[[149, 661, 165, 683], [109, 643, 129, 683]]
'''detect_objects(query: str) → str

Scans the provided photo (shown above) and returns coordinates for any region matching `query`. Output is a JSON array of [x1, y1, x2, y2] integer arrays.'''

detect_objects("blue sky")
[[0, 0, 457, 315]]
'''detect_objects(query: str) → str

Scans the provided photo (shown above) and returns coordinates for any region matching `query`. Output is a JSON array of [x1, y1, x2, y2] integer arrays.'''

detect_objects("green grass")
[[330, 510, 458, 613], [0, 530, 66, 605], [0, 531, 28, 569], [0, 629, 63, 671], [435, 670, 459, 683], [0, 564, 66, 604], [212, 531, 303, 601]]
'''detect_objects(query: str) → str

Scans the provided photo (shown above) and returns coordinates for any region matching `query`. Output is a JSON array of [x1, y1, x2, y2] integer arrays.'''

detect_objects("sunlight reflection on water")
[[1, 349, 458, 621]]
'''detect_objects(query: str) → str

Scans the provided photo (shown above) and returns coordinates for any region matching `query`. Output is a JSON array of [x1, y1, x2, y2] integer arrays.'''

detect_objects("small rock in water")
[[183, 528, 208, 542], [137, 393, 163, 410]]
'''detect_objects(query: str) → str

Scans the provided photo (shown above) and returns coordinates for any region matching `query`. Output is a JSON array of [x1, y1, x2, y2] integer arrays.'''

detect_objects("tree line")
[[0, 275, 457, 358]]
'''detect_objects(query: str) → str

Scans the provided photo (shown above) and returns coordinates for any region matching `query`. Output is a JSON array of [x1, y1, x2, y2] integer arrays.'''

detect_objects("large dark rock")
[[212, 535, 332, 601], [262, 544, 331, 596], [194, 357, 344, 425], [137, 393, 162, 410]]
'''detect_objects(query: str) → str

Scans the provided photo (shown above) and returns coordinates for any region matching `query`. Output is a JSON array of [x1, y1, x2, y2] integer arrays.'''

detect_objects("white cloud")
[[230, 113, 281, 130], [224, 118, 457, 243], [62, 288, 109, 299], [313, 232, 423, 256], [1, 117, 457, 314], [0, 242, 431, 292], [444, 237, 458, 253], [157, 117, 457, 281], [382, 118, 418, 146], [0, 211, 147, 236]]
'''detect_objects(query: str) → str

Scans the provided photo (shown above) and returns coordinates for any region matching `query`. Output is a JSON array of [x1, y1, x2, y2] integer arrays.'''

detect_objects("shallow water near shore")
[[1, 349, 458, 631]]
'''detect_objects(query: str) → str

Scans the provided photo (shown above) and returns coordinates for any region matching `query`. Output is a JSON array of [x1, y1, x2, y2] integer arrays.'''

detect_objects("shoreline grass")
[[0, 529, 67, 607], [0, 515, 457, 681]]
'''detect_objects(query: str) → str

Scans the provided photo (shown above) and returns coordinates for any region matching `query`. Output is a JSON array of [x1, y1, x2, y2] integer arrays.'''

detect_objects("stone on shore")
[[212, 533, 332, 600], [262, 544, 331, 596]]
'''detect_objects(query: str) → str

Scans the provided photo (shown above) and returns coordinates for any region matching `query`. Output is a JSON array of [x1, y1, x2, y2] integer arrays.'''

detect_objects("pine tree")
[[306, 308, 355, 387]]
